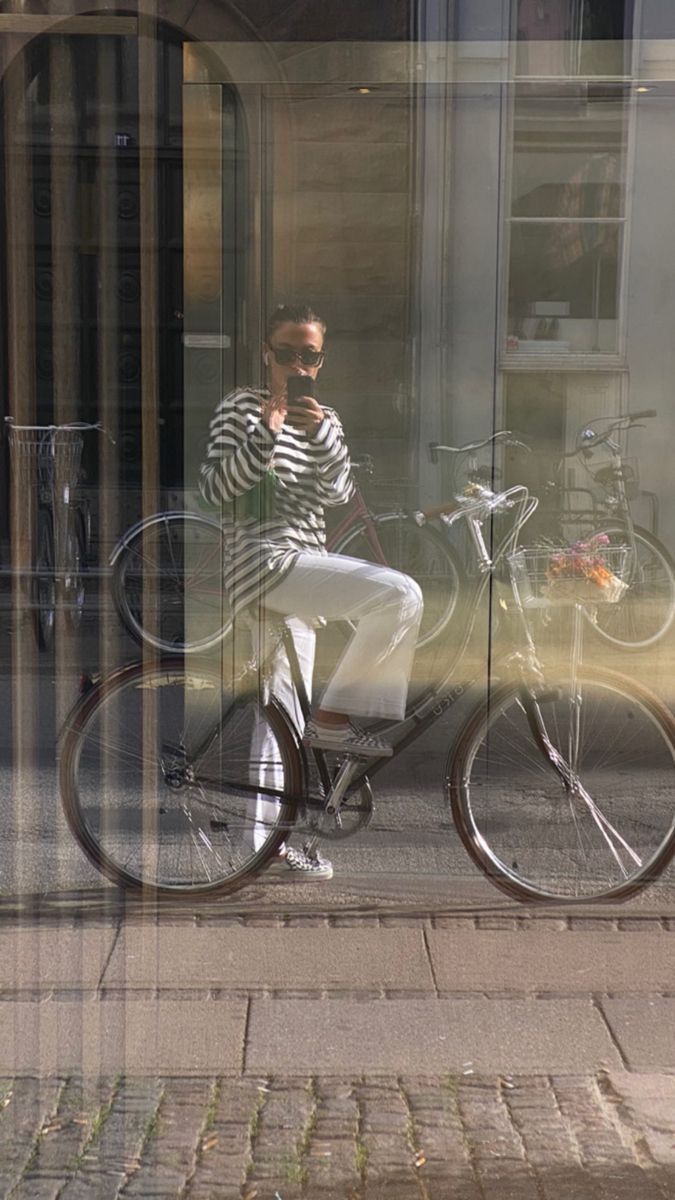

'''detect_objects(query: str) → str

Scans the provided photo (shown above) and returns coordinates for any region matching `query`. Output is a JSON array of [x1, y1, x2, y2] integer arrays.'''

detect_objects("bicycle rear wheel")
[[60, 658, 302, 896], [333, 514, 463, 652], [449, 668, 675, 902], [112, 512, 232, 653]]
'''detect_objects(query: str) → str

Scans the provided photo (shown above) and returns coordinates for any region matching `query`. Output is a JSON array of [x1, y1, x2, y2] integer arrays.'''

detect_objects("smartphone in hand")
[[286, 375, 315, 404]]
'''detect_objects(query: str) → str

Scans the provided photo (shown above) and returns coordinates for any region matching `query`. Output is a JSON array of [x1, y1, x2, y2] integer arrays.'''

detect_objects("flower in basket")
[[545, 533, 627, 603]]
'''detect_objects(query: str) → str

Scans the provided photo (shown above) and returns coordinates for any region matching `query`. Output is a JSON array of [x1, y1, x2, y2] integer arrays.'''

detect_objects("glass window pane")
[[507, 220, 620, 352], [515, 0, 634, 77], [511, 88, 627, 219]]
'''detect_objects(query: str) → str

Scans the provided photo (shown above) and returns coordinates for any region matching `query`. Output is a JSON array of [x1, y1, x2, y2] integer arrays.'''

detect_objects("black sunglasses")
[[269, 345, 325, 368]]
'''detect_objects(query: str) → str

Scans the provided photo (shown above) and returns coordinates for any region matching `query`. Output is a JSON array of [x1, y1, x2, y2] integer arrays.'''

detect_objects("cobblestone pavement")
[[0, 1072, 673, 1199]]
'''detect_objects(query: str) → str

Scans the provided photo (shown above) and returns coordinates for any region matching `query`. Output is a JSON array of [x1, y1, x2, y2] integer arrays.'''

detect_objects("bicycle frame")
[[552, 411, 657, 541], [221, 482, 546, 829], [326, 479, 390, 563], [167, 460, 648, 855]]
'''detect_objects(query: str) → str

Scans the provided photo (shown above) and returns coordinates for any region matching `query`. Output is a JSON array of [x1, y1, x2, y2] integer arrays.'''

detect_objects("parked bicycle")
[[433, 411, 675, 653], [60, 472, 675, 904], [4, 419, 98, 649], [536, 409, 675, 651], [110, 455, 462, 654], [109, 417, 675, 664]]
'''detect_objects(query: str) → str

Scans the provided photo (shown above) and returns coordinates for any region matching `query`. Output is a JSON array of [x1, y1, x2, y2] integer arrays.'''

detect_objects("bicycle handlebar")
[[429, 430, 524, 464], [627, 409, 657, 421], [421, 482, 537, 525], [575, 409, 657, 455], [351, 454, 374, 475]]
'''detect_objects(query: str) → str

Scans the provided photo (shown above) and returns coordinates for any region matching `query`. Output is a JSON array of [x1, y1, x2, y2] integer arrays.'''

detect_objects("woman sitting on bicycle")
[[199, 302, 423, 877]]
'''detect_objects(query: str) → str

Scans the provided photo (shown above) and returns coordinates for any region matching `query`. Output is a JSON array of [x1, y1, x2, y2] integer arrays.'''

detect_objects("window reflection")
[[515, 0, 633, 76], [507, 86, 626, 356]]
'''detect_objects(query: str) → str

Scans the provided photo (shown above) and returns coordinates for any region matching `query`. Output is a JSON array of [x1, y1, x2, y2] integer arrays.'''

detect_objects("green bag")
[[197, 470, 278, 523]]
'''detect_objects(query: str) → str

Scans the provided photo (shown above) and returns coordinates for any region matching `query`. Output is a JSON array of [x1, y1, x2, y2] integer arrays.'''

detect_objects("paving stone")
[[104, 926, 434, 992], [551, 1077, 635, 1167], [475, 917, 519, 931], [0, 1077, 65, 1194], [2, 1073, 673, 1197], [121, 1079, 212, 1198], [0, 926, 117, 990], [427, 930, 675, 993], [7, 1077, 115, 1200], [536, 1165, 605, 1200], [601, 998, 675, 1071], [568, 918, 618, 931], [517, 918, 568, 932], [245, 1077, 313, 1198], [400, 1077, 479, 1195], [605, 1072, 675, 1167], [617, 919, 666, 932], [344, 1079, 415, 1195], [58, 1079, 162, 1200], [0, 1001, 247, 1076], [304, 1077, 361, 1197], [246, 999, 622, 1075], [185, 1078, 267, 1199], [503, 1076, 583, 1177], [431, 917, 476, 931]]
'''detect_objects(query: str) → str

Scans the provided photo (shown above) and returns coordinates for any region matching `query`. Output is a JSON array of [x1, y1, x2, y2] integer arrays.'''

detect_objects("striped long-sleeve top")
[[199, 388, 355, 615]]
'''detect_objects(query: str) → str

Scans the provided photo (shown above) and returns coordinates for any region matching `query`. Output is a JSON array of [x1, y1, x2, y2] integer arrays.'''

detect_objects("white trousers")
[[265, 552, 424, 720], [251, 552, 424, 849], [250, 615, 315, 851]]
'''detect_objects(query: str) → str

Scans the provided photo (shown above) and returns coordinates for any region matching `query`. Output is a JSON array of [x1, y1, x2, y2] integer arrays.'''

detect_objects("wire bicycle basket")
[[508, 541, 632, 609], [6, 424, 84, 508]]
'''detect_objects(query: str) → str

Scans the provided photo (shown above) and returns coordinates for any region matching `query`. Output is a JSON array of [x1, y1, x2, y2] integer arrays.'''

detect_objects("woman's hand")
[[263, 388, 325, 435], [285, 393, 325, 435]]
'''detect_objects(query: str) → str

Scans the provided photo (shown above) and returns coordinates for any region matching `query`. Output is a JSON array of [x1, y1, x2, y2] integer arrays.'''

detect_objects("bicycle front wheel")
[[449, 668, 675, 902], [586, 525, 675, 650], [334, 514, 463, 652], [60, 658, 302, 896], [112, 512, 232, 653]]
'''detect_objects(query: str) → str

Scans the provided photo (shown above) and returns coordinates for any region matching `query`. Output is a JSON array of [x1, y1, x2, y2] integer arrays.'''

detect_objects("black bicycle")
[[5, 419, 97, 649], [59, 476, 675, 904]]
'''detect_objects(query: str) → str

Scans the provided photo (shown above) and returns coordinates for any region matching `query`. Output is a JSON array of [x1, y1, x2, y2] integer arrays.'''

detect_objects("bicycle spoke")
[[62, 664, 298, 894], [113, 514, 232, 652], [454, 671, 675, 900]]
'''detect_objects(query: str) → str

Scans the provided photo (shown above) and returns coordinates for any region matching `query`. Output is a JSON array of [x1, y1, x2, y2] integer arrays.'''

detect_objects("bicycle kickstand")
[[302, 756, 364, 855]]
